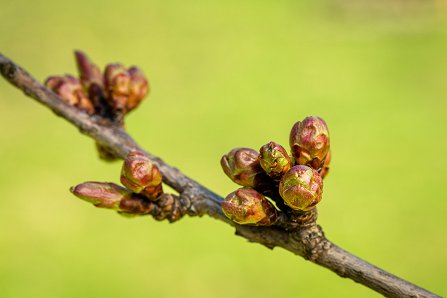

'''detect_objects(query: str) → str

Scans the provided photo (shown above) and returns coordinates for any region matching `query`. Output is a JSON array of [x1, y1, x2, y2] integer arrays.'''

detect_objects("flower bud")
[[45, 75, 94, 114], [220, 148, 269, 188], [74, 50, 103, 90], [222, 188, 278, 225], [279, 165, 323, 211], [259, 141, 292, 179], [70, 182, 131, 209], [289, 116, 330, 169], [120, 152, 163, 200], [127, 66, 149, 112], [104, 63, 131, 111]]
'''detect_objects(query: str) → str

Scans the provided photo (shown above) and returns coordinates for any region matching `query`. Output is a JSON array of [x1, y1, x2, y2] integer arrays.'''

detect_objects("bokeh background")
[[1, 1, 446, 297]]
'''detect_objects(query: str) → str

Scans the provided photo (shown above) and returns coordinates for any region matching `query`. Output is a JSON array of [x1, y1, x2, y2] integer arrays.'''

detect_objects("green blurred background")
[[1, 0, 446, 297]]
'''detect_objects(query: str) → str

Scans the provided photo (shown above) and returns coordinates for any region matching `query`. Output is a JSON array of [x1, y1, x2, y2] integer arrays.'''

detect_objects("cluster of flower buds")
[[221, 116, 330, 226], [45, 51, 148, 119], [71, 152, 185, 222], [45, 51, 149, 160]]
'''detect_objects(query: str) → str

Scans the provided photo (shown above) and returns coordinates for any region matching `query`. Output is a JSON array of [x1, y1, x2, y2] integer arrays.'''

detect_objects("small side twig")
[[0, 53, 440, 298]]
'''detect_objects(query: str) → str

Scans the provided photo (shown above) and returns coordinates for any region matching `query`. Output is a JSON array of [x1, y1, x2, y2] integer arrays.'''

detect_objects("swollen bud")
[[120, 152, 163, 200], [259, 141, 292, 179], [103, 64, 149, 113], [222, 188, 278, 226], [70, 182, 131, 209], [220, 148, 268, 188], [45, 75, 94, 114], [104, 63, 130, 111], [289, 116, 330, 169], [279, 165, 323, 211], [127, 66, 149, 112]]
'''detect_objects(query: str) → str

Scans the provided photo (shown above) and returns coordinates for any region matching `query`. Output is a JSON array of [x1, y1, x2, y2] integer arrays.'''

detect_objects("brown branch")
[[0, 53, 440, 298]]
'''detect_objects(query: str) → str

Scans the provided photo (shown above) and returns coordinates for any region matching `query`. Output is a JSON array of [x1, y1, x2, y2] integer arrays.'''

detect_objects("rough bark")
[[0, 53, 440, 298]]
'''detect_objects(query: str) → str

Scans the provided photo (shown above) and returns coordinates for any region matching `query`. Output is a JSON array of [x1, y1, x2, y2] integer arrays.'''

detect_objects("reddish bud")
[[75, 51, 112, 117], [104, 63, 130, 111], [279, 165, 323, 211], [221, 148, 269, 189], [71, 181, 159, 216], [259, 141, 292, 179], [127, 66, 149, 112], [222, 188, 278, 225], [45, 75, 94, 114], [70, 182, 130, 209], [120, 152, 163, 200], [74, 50, 103, 90], [289, 116, 330, 169]]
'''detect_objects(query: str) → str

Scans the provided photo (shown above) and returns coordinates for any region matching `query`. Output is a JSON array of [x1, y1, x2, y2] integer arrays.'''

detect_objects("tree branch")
[[0, 53, 440, 298]]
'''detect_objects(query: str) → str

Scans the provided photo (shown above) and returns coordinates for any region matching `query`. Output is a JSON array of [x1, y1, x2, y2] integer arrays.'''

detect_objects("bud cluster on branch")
[[46, 51, 148, 120], [221, 116, 330, 226], [0, 52, 439, 297], [45, 51, 149, 160], [71, 152, 187, 222]]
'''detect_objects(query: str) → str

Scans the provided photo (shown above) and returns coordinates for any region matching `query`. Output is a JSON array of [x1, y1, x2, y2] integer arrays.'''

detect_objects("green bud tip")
[[222, 187, 278, 226], [289, 116, 330, 169], [279, 165, 323, 211], [259, 141, 292, 179]]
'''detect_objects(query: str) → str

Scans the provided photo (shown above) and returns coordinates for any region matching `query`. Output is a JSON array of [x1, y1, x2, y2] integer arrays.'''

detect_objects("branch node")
[[295, 224, 331, 261], [179, 187, 198, 216]]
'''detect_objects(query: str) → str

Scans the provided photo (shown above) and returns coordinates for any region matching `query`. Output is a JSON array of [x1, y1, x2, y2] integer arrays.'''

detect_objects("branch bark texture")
[[0, 53, 440, 298]]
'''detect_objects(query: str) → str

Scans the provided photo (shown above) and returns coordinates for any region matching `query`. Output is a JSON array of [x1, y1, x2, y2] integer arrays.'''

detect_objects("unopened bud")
[[222, 188, 278, 225], [75, 50, 103, 90], [45, 75, 94, 114], [289, 116, 330, 169], [104, 63, 131, 111], [70, 182, 130, 209], [75, 51, 110, 116], [127, 66, 149, 112], [120, 152, 163, 200], [279, 165, 323, 211], [259, 141, 292, 179], [221, 148, 269, 188]]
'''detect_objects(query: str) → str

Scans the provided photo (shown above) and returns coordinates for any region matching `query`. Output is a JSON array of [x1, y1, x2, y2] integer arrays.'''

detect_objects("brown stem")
[[0, 53, 440, 298]]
